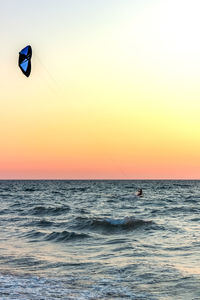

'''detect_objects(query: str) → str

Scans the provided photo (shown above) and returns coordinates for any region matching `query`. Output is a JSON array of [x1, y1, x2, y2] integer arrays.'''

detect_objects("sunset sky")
[[0, 0, 200, 179]]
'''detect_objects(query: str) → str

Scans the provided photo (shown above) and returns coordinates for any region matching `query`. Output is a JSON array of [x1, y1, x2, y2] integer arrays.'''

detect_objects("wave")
[[0, 193, 13, 198], [172, 183, 191, 188], [24, 218, 70, 229], [66, 186, 90, 192], [30, 205, 70, 216], [44, 230, 90, 242], [184, 195, 199, 203], [25, 230, 46, 239], [24, 188, 37, 192], [0, 209, 10, 215], [25, 219, 54, 228], [51, 191, 65, 196], [73, 216, 154, 233], [25, 229, 90, 243], [165, 205, 200, 215]]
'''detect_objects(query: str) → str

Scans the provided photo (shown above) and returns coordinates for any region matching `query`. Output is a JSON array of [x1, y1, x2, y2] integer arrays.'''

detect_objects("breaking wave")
[[72, 216, 154, 233]]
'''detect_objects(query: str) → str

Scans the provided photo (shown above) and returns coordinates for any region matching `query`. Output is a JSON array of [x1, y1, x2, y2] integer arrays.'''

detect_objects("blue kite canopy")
[[18, 45, 32, 77]]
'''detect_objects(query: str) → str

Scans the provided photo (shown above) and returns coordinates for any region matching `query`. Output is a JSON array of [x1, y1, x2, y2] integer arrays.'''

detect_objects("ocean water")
[[0, 180, 199, 300]]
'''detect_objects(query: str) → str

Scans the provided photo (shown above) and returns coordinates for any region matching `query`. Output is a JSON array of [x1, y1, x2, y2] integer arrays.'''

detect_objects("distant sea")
[[0, 180, 199, 299]]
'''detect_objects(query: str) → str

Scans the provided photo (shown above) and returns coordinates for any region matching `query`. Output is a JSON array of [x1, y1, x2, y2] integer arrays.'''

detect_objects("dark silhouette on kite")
[[18, 45, 32, 77]]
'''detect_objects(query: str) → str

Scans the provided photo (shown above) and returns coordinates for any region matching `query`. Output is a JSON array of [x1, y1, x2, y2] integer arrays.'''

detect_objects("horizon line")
[[0, 178, 199, 181]]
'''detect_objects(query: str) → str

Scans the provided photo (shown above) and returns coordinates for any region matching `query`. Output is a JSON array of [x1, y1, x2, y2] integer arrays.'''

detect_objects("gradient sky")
[[0, 0, 200, 179]]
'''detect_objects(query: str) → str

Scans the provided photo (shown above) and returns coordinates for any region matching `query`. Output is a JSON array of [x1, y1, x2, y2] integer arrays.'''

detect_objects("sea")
[[0, 180, 199, 300]]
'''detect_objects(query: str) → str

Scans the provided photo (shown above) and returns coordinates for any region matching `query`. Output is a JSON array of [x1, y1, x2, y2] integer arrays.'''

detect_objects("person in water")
[[136, 188, 143, 196]]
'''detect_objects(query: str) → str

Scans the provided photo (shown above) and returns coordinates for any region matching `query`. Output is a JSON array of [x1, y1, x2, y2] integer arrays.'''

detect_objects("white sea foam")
[[0, 273, 152, 300]]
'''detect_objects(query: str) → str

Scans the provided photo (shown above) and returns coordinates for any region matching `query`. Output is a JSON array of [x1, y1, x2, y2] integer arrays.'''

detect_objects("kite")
[[18, 45, 32, 77]]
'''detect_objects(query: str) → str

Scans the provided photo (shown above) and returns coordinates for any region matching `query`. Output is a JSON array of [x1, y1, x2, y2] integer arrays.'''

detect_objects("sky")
[[0, 0, 200, 179]]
